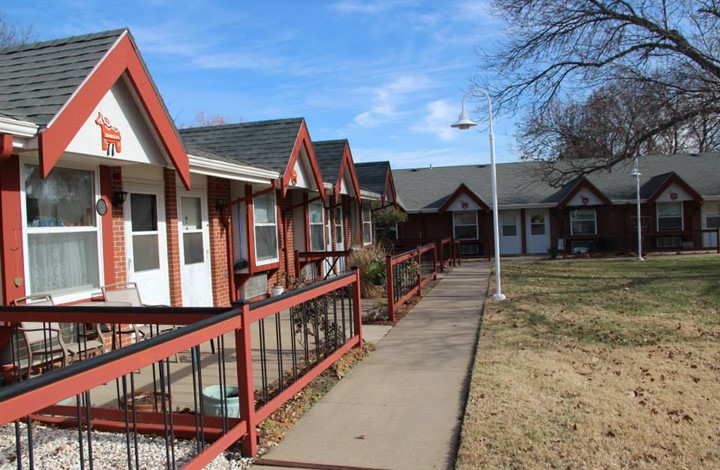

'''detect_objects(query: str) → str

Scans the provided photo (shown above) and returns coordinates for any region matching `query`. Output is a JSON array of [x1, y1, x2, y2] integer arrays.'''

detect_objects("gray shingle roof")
[[0, 29, 124, 126], [313, 140, 347, 184], [355, 161, 389, 195], [179, 118, 304, 173], [393, 153, 720, 212]]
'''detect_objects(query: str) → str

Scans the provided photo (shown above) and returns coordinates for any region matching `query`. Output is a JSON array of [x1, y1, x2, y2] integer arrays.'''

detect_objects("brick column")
[[280, 192, 296, 281], [208, 177, 231, 306], [164, 169, 182, 306]]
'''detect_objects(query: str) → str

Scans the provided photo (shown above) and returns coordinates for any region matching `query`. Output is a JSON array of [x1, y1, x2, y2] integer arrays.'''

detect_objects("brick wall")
[[208, 177, 231, 306], [110, 167, 127, 283], [164, 169, 182, 306], [279, 192, 296, 283], [343, 197, 353, 249]]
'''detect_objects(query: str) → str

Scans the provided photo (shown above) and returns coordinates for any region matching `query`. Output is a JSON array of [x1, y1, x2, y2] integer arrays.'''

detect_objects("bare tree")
[[478, 0, 720, 183], [193, 112, 229, 127], [0, 15, 35, 48]]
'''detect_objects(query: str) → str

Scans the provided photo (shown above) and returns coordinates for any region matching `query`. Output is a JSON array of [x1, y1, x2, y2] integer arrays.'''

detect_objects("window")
[[362, 201, 372, 244], [181, 196, 203, 265], [529, 211, 546, 235], [657, 202, 683, 231], [253, 192, 278, 264], [130, 193, 160, 272], [309, 202, 325, 251], [24, 164, 100, 295], [453, 211, 478, 240], [335, 207, 344, 247], [570, 208, 596, 235], [501, 212, 517, 237], [706, 203, 720, 229]]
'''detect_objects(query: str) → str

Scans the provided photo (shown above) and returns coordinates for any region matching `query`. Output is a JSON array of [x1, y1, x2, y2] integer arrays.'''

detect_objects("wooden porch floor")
[[83, 309, 332, 411]]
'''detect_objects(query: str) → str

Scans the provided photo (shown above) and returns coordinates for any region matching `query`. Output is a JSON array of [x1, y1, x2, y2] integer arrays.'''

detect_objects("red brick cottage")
[[393, 155, 720, 257]]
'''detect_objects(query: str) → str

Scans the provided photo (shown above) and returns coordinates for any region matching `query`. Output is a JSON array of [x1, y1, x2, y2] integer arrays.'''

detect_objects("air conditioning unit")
[[459, 244, 480, 255], [656, 237, 682, 248]]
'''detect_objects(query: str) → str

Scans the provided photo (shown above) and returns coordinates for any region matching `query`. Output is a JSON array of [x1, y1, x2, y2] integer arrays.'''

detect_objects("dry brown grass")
[[456, 255, 720, 469]]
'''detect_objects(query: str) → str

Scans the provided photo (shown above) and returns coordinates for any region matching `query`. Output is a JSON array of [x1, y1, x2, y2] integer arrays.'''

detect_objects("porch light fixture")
[[630, 157, 644, 261], [452, 88, 506, 301], [111, 190, 128, 208], [215, 198, 225, 212]]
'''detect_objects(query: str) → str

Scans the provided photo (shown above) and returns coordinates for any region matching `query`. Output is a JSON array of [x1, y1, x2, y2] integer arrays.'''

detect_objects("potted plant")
[[271, 283, 285, 297]]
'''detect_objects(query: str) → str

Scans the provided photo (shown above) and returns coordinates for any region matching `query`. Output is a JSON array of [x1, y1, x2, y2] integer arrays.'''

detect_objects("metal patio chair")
[[6, 294, 103, 379], [100, 282, 179, 360]]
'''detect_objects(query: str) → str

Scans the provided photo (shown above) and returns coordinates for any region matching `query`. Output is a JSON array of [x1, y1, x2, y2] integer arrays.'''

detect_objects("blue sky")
[[6, 1, 519, 168]]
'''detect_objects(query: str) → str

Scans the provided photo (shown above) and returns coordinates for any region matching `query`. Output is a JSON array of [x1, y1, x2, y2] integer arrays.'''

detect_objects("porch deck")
[[84, 309, 313, 411]]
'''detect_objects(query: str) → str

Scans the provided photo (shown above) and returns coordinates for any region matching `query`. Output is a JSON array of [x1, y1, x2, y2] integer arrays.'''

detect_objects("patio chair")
[[5, 294, 102, 379], [100, 282, 178, 360]]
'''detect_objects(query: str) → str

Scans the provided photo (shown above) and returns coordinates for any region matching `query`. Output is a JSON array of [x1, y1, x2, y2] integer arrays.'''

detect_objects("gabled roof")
[[643, 172, 703, 203], [179, 118, 325, 197], [557, 177, 611, 208], [355, 161, 398, 206], [0, 29, 190, 187], [313, 139, 361, 204], [438, 183, 489, 212], [0, 29, 123, 125], [313, 140, 346, 183], [355, 161, 390, 195], [392, 153, 720, 213]]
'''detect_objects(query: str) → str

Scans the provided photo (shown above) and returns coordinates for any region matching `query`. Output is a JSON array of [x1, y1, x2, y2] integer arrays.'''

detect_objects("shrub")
[[348, 243, 389, 298]]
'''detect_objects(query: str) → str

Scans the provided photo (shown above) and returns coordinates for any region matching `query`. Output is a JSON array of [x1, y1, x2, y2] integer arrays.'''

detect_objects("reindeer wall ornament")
[[94, 112, 122, 156]]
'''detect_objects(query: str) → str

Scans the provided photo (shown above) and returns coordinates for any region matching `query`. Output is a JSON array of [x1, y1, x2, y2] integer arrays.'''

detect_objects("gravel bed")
[[0, 422, 252, 469]]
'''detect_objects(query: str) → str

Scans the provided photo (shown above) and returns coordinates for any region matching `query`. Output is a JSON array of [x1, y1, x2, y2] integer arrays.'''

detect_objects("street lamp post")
[[452, 88, 506, 301], [630, 157, 644, 261]]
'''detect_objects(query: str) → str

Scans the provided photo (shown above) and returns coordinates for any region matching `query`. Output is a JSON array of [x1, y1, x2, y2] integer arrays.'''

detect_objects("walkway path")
[[255, 260, 491, 470]]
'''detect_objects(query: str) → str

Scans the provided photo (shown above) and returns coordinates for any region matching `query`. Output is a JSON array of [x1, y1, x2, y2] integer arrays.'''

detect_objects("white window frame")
[[253, 191, 279, 266], [362, 201, 373, 245], [501, 212, 518, 237], [570, 207, 597, 236], [334, 206, 344, 247], [20, 158, 104, 302], [657, 201, 684, 232], [704, 202, 720, 229], [453, 210, 478, 240], [309, 201, 325, 251], [529, 210, 546, 235]]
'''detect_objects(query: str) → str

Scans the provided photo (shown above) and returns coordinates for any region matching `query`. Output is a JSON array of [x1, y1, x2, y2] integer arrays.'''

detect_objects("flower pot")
[[123, 391, 171, 413], [271, 285, 285, 297], [202, 385, 240, 418]]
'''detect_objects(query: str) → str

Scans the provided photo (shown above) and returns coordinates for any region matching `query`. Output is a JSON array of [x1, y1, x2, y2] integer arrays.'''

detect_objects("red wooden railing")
[[391, 237, 459, 270], [385, 243, 437, 323], [0, 269, 362, 468]]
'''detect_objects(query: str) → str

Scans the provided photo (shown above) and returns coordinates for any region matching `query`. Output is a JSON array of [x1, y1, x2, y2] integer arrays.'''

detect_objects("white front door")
[[526, 209, 550, 254], [124, 185, 170, 305], [179, 193, 213, 306], [500, 210, 522, 255]]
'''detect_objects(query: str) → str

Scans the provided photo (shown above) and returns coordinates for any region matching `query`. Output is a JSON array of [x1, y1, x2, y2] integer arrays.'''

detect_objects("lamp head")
[[451, 110, 478, 130]]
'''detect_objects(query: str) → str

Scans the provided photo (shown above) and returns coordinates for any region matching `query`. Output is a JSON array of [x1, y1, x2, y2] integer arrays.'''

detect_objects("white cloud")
[[352, 75, 432, 128], [333, 0, 386, 13], [457, 1, 494, 21], [411, 99, 458, 141], [191, 52, 286, 71]]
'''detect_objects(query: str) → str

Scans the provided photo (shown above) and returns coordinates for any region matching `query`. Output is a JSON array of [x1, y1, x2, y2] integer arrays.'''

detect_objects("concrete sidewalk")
[[255, 260, 490, 470]]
